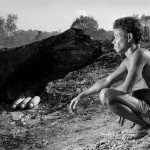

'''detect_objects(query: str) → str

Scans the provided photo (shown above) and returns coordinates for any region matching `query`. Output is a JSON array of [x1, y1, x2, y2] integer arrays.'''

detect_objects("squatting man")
[[70, 16, 150, 140]]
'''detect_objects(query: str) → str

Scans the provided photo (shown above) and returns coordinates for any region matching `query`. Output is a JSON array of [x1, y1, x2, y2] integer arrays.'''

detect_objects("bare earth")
[[0, 63, 150, 150]]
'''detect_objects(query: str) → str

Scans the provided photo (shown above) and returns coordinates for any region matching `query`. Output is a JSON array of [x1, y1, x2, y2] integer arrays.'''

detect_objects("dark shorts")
[[136, 100, 150, 124]]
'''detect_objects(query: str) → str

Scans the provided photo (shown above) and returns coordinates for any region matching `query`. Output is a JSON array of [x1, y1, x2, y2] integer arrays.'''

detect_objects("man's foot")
[[12, 95, 41, 110], [124, 124, 150, 140]]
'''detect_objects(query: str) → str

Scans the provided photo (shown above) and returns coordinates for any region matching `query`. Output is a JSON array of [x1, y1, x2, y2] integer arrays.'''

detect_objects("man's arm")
[[122, 50, 145, 94], [69, 59, 128, 113], [78, 59, 128, 99]]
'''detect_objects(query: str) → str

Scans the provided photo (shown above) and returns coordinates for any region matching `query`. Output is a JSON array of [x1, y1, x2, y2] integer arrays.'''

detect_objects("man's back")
[[126, 48, 150, 89]]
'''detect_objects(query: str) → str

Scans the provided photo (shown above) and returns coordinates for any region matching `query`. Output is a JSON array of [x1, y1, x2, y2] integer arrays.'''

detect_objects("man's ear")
[[127, 33, 133, 42]]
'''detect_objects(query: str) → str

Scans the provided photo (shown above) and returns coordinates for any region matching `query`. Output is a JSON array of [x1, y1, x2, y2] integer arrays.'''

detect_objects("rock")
[[0, 28, 102, 103], [10, 112, 24, 121]]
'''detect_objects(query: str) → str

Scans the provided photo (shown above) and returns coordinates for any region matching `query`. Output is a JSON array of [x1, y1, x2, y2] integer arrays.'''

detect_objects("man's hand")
[[69, 96, 80, 115]]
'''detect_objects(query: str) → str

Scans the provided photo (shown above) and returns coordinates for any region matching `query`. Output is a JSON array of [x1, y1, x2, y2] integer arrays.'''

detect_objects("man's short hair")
[[113, 17, 142, 44]]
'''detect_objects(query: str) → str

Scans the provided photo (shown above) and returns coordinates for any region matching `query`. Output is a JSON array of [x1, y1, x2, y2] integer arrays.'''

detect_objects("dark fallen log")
[[0, 28, 102, 102]]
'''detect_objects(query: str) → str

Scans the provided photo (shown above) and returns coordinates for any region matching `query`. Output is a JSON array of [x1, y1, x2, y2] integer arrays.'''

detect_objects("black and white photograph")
[[0, 0, 150, 149]]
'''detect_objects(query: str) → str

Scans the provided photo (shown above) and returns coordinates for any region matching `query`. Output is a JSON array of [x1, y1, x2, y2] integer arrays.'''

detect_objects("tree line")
[[0, 14, 60, 48], [70, 15, 114, 41], [0, 14, 150, 49], [0, 14, 114, 49]]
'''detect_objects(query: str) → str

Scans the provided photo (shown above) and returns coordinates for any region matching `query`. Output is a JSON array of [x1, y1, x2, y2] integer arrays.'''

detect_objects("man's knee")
[[99, 88, 112, 105]]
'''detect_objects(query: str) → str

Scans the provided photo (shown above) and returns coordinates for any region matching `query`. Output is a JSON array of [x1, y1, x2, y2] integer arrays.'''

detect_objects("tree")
[[70, 15, 99, 38], [142, 25, 150, 42], [132, 14, 140, 19], [139, 15, 150, 42], [106, 30, 114, 41], [35, 30, 42, 41], [140, 15, 150, 26], [0, 14, 18, 48], [131, 14, 150, 42], [0, 17, 5, 48]]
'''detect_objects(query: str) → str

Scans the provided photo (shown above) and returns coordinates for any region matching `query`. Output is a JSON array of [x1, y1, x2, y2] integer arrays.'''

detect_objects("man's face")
[[112, 28, 129, 55]]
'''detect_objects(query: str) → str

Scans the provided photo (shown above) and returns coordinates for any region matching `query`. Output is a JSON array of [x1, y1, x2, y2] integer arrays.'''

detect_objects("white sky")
[[0, 0, 150, 32]]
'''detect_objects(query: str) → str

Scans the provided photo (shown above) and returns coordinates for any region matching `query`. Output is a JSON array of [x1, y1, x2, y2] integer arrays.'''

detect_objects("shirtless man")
[[69, 16, 150, 140]]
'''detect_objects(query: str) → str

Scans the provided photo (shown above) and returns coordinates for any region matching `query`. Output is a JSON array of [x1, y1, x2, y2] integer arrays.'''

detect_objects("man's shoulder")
[[133, 48, 150, 65], [138, 47, 149, 52], [138, 47, 150, 58], [133, 47, 149, 57]]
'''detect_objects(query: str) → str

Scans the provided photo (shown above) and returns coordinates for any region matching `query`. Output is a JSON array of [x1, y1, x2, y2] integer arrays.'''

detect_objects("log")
[[0, 28, 102, 102]]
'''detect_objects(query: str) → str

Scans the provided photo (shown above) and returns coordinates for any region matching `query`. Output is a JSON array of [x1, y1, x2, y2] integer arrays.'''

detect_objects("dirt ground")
[[0, 63, 150, 150], [0, 99, 150, 150]]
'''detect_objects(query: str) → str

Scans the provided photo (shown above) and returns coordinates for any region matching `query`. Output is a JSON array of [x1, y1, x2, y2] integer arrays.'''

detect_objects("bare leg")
[[108, 102, 146, 126], [99, 88, 150, 140], [108, 102, 149, 140]]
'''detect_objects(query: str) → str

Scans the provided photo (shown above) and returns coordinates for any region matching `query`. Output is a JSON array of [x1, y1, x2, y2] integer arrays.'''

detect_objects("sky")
[[0, 0, 150, 32]]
